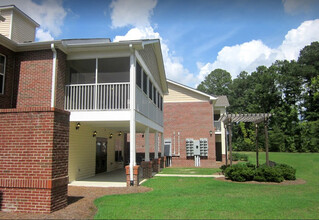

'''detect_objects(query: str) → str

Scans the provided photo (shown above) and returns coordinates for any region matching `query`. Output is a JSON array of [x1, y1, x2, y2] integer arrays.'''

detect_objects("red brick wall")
[[164, 102, 216, 167], [14, 50, 53, 108], [55, 50, 67, 110], [0, 107, 69, 213], [0, 45, 15, 109]]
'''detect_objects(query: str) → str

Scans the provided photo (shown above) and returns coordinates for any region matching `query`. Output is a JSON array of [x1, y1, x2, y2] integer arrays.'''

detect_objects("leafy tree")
[[197, 69, 232, 96]]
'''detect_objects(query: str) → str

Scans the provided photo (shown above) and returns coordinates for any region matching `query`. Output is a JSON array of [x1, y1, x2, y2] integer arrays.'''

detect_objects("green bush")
[[224, 161, 295, 183], [254, 165, 284, 183], [276, 163, 296, 180], [232, 153, 249, 161], [224, 163, 255, 182], [219, 164, 230, 174]]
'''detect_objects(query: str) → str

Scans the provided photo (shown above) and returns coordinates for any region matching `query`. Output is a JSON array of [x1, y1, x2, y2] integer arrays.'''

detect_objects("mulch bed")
[[215, 176, 306, 185], [0, 186, 152, 219]]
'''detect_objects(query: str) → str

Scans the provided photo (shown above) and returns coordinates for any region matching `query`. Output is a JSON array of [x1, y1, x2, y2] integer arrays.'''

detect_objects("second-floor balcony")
[[65, 83, 130, 111]]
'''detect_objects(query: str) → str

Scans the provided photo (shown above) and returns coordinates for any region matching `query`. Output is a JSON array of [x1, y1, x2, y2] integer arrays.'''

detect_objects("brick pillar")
[[125, 165, 140, 186], [152, 158, 161, 173], [141, 161, 152, 178], [0, 108, 69, 213], [160, 157, 165, 168]]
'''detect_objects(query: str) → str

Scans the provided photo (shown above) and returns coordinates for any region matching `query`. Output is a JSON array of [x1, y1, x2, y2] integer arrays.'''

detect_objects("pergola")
[[218, 113, 272, 167]]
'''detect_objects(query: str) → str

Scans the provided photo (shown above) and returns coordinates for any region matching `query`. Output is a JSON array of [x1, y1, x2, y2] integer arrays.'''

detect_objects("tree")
[[298, 41, 319, 121], [197, 69, 232, 96]]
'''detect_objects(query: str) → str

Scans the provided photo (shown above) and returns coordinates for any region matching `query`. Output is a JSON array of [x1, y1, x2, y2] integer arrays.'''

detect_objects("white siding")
[[0, 10, 12, 39], [164, 82, 209, 103], [11, 10, 36, 43]]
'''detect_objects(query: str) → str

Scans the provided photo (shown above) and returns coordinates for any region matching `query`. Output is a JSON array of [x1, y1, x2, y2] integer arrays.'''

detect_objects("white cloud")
[[198, 19, 319, 80], [111, 0, 197, 86], [0, 0, 67, 40], [110, 0, 157, 28], [35, 29, 54, 41], [282, 0, 317, 15]]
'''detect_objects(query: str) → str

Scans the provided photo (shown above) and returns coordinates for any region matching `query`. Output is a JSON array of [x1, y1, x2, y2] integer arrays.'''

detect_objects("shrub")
[[224, 163, 255, 182], [231, 153, 248, 161], [276, 163, 296, 180], [220, 164, 230, 174], [254, 165, 284, 183]]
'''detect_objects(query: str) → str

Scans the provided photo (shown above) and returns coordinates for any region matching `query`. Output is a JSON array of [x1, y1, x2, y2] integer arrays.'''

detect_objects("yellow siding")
[[164, 82, 209, 103], [0, 10, 12, 39], [68, 122, 125, 182], [11, 10, 36, 43]]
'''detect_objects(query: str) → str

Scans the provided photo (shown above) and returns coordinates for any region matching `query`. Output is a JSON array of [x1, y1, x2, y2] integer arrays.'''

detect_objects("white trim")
[[0, 53, 6, 95], [164, 100, 208, 103], [145, 127, 150, 162], [50, 44, 57, 107], [9, 11, 13, 39], [167, 79, 217, 101], [129, 45, 136, 183], [69, 110, 130, 122]]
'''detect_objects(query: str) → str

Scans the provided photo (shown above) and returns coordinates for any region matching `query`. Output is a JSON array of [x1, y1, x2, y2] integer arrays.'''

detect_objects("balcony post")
[[129, 45, 136, 186], [154, 131, 159, 159], [145, 127, 150, 162]]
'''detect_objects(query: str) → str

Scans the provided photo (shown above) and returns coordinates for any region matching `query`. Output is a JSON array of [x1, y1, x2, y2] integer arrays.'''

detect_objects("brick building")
[[136, 80, 229, 168], [0, 5, 168, 213]]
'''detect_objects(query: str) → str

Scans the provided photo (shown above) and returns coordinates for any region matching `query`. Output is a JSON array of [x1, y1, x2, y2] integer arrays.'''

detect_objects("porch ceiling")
[[74, 121, 160, 133]]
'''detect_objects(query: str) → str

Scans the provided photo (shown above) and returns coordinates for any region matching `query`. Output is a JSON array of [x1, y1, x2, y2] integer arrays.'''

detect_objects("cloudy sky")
[[1, 0, 319, 87]]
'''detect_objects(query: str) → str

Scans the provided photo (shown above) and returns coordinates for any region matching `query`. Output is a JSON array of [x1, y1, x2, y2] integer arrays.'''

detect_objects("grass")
[[94, 152, 319, 219], [158, 167, 220, 175]]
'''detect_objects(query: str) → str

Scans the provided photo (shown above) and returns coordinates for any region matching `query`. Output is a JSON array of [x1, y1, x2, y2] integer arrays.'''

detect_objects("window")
[[160, 96, 163, 111], [157, 92, 160, 108], [143, 71, 147, 95], [136, 62, 142, 88], [153, 87, 157, 105], [0, 54, 6, 94], [149, 81, 153, 100]]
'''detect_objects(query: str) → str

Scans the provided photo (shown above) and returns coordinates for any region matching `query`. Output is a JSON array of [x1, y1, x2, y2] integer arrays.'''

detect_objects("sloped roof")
[[214, 95, 230, 107]]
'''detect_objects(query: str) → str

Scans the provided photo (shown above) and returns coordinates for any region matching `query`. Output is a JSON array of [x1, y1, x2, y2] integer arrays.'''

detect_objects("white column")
[[145, 127, 150, 162], [129, 45, 136, 184], [161, 133, 164, 157], [155, 131, 159, 159]]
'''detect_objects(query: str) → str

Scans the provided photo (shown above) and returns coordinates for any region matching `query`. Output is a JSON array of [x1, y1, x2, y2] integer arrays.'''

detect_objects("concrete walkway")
[[69, 169, 127, 187], [154, 174, 224, 178]]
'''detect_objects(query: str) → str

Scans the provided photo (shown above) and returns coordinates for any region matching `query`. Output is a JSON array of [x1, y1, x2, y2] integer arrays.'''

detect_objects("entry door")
[[216, 142, 222, 161], [96, 138, 107, 174]]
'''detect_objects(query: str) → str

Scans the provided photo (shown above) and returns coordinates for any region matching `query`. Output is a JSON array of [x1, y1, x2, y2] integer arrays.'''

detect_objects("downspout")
[[50, 43, 57, 108]]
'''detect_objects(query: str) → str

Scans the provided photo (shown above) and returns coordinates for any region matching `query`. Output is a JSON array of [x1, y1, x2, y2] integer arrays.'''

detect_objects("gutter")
[[50, 43, 57, 108]]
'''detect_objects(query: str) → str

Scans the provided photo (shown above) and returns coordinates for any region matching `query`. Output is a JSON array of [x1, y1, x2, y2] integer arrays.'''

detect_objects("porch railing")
[[64, 83, 130, 111]]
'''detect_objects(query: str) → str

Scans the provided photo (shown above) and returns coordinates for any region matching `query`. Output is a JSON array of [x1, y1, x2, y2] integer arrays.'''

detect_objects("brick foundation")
[[0, 107, 69, 213], [160, 157, 165, 168], [125, 165, 140, 187], [152, 158, 161, 172], [141, 161, 152, 178]]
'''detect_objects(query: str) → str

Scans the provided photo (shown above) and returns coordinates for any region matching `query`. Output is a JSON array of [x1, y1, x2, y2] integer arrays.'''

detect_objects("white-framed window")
[[0, 54, 6, 95]]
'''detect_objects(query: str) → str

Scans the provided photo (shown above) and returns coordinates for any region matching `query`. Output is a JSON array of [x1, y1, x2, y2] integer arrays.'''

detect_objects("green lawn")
[[94, 152, 319, 219], [158, 167, 220, 175]]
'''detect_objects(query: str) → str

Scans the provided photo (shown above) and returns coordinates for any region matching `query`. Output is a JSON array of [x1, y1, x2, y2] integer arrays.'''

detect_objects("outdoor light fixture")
[[209, 130, 213, 137], [118, 131, 122, 136], [93, 131, 97, 137], [142, 133, 144, 138], [109, 133, 113, 139], [76, 122, 81, 130]]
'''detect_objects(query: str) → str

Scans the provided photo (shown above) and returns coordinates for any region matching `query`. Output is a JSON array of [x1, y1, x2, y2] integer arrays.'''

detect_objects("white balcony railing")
[[64, 83, 130, 111]]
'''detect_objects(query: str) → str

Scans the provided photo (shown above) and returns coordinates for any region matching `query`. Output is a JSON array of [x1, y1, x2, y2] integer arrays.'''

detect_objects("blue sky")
[[1, 0, 319, 87]]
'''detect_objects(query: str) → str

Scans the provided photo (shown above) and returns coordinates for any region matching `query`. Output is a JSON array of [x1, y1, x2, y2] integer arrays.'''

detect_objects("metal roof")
[[218, 113, 272, 124]]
